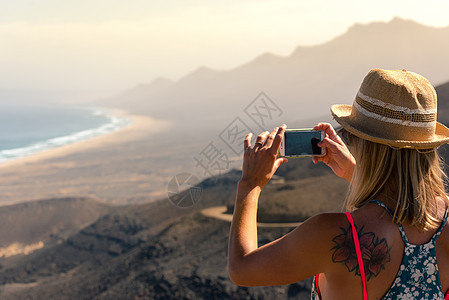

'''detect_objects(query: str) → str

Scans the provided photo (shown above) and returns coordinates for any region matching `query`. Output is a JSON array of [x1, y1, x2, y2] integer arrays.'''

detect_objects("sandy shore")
[[0, 110, 163, 169], [0, 110, 174, 206]]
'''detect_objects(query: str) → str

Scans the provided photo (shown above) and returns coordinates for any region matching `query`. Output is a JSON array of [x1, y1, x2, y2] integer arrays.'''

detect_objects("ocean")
[[0, 103, 130, 163]]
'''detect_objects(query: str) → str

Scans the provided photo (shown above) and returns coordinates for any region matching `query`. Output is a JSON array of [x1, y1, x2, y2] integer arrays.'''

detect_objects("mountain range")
[[100, 17, 449, 132]]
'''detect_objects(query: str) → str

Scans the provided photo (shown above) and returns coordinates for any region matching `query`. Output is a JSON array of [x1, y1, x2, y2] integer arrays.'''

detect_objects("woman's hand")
[[240, 125, 288, 189], [313, 123, 356, 182]]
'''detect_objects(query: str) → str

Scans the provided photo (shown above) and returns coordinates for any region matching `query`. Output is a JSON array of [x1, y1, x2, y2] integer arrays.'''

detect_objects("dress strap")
[[370, 199, 394, 216], [431, 208, 448, 244], [370, 200, 410, 244], [344, 212, 368, 300]]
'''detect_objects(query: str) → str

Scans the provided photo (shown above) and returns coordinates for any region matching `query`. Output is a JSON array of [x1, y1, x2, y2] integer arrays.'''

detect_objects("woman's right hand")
[[313, 123, 356, 182]]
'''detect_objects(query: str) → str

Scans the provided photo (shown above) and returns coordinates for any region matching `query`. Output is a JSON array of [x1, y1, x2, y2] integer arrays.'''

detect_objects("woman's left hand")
[[240, 125, 288, 189]]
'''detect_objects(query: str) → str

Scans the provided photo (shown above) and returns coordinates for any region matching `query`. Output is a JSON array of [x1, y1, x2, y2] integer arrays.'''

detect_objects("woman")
[[228, 69, 449, 299]]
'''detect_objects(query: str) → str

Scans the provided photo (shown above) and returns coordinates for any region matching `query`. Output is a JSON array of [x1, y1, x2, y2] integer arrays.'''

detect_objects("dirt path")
[[201, 206, 302, 228]]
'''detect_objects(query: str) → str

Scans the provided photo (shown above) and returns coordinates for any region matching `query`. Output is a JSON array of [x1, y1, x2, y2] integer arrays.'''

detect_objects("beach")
[[0, 110, 173, 206]]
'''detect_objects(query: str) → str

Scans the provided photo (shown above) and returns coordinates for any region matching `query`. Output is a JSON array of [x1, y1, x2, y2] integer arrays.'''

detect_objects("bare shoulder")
[[300, 211, 362, 239], [295, 212, 351, 238], [284, 212, 353, 272], [304, 205, 389, 236]]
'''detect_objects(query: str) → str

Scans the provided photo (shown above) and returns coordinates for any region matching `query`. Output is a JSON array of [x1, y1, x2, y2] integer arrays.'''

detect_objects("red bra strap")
[[315, 273, 322, 299], [345, 212, 368, 300]]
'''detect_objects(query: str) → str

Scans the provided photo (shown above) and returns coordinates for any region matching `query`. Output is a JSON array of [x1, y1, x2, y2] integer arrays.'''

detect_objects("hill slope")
[[0, 167, 344, 299], [0, 198, 112, 254]]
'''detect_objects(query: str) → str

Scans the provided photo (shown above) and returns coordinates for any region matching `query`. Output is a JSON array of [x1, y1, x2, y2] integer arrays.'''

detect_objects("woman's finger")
[[244, 133, 253, 151], [274, 157, 288, 169], [318, 136, 339, 150], [263, 127, 278, 149], [270, 124, 286, 155], [254, 131, 269, 148]]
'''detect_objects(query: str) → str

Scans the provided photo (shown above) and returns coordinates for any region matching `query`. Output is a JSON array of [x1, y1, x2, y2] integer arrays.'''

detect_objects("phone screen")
[[284, 130, 322, 156]]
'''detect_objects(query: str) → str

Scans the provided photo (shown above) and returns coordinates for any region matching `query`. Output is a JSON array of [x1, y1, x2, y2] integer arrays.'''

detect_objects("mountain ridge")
[[98, 17, 449, 134]]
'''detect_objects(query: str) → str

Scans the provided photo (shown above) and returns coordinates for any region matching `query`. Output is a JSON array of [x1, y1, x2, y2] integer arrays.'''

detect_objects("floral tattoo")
[[331, 225, 391, 280]]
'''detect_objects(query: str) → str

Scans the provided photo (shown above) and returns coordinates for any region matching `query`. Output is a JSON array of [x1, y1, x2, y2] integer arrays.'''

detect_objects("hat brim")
[[331, 104, 449, 149]]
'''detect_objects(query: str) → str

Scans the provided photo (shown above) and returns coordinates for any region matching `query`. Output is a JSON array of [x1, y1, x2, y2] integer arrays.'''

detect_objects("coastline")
[[0, 108, 174, 207], [0, 109, 169, 169]]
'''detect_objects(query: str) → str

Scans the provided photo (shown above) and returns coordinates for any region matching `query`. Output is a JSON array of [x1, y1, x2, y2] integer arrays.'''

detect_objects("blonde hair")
[[341, 129, 448, 231]]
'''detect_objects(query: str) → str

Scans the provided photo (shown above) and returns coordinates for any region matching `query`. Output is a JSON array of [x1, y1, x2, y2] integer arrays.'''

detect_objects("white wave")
[[0, 109, 131, 163]]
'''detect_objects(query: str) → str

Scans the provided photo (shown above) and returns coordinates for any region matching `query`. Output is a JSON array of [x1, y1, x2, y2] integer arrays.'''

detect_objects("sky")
[[1, 0, 449, 100]]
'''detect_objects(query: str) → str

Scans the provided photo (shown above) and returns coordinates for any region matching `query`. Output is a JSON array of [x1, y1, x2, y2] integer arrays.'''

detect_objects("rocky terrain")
[[0, 171, 314, 299]]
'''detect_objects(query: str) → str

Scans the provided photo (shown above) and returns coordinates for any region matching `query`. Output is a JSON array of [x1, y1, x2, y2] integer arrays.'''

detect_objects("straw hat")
[[331, 68, 449, 149]]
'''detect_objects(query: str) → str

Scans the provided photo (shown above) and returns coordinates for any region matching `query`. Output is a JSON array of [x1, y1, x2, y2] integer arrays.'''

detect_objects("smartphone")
[[279, 129, 326, 158]]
